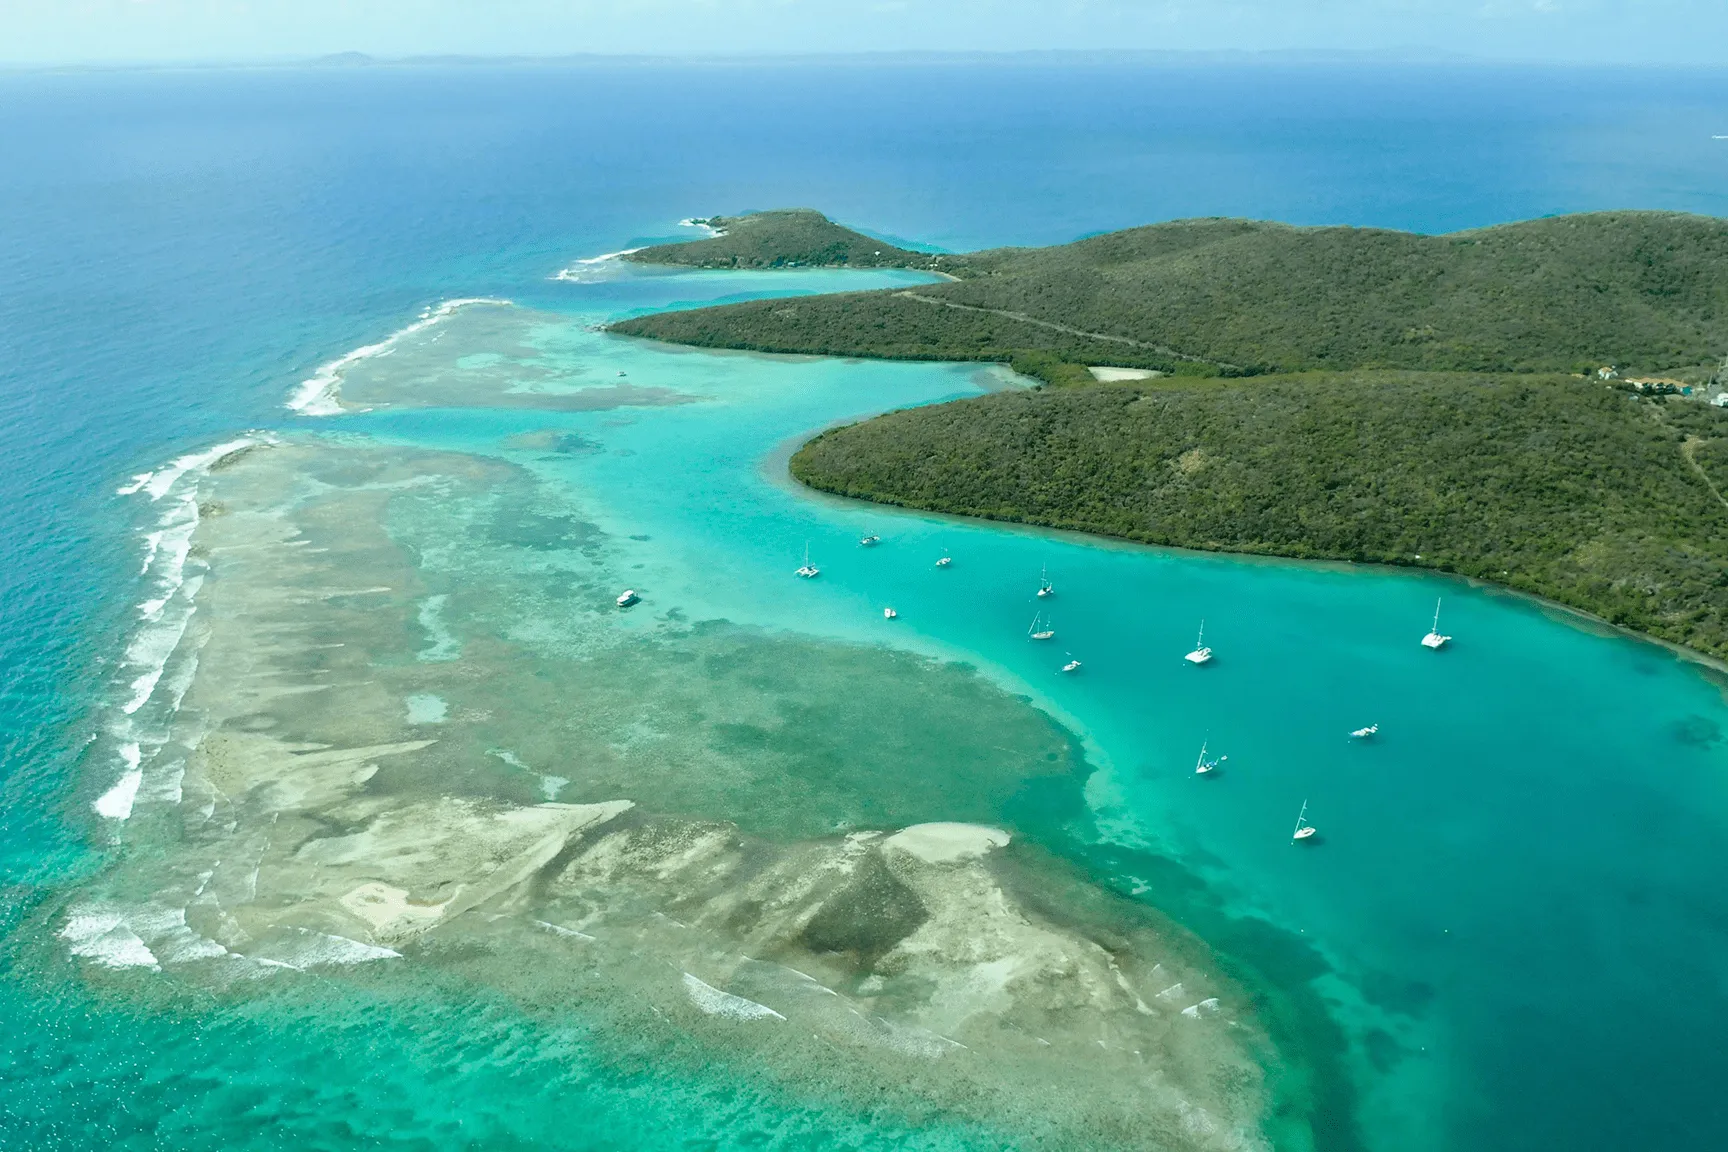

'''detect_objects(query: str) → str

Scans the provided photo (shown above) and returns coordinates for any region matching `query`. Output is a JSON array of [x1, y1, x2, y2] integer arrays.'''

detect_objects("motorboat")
[[1291, 800, 1318, 843], [1421, 598, 1451, 649], [1184, 621, 1212, 665], [883, 607, 898, 620], [860, 534, 881, 547], [1061, 656, 1082, 673], [616, 589, 640, 608], [1349, 724, 1379, 739], [936, 554, 952, 568], [795, 543, 820, 579]]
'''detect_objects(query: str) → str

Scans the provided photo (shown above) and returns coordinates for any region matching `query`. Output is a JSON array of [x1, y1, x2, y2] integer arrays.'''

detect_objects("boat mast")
[[1292, 800, 1308, 840]]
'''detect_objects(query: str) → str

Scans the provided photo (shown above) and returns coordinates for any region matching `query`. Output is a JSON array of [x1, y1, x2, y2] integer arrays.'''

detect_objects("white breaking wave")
[[100, 433, 270, 827], [552, 248, 644, 283], [59, 907, 161, 970], [682, 972, 785, 1021], [287, 297, 512, 416], [251, 928, 402, 968], [93, 744, 143, 820], [678, 217, 728, 238], [119, 437, 261, 502]]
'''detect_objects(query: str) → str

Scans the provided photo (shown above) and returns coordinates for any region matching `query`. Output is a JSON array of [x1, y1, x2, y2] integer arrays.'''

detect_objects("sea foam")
[[552, 249, 643, 284], [287, 297, 511, 416], [682, 972, 786, 1021]]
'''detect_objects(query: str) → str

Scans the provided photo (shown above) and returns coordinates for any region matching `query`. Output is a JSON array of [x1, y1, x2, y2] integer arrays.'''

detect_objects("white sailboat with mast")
[[1037, 565, 1055, 598], [1421, 598, 1451, 649], [1028, 612, 1055, 641], [1194, 739, 1225, 776], [1291, 800, 1317, 843], [1185, 620, 1213, 665], [795, 543, 819, 579]]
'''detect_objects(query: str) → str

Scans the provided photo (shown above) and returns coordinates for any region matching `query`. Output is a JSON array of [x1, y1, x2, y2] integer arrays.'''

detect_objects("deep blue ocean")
[[4, 60, 1728, 1150]]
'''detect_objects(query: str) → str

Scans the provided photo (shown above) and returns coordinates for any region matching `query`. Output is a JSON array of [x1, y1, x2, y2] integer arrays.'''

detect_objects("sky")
[[1, 0, 1723, 66]]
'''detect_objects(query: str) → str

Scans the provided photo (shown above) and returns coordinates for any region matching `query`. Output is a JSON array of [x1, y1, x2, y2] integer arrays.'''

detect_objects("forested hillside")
[[623, 209, 941, 271], [792, 373, 1728, 659], [615, 211, 1728, 377]]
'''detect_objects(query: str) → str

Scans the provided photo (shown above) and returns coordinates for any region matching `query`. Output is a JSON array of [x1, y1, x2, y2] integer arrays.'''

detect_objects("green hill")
[[622, 209, 942, 271], [614, 209, 1728, 658], [791, 372, 1728, 660], [614, 210, 1728, 378]]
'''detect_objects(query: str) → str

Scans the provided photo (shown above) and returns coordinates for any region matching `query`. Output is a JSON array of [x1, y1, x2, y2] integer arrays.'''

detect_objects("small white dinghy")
[[1061, 655, 1082, 673], [1037, 565, 1055, 598], [1194, 739, 1226, 776], [1349, 723, 1379, 740], [616, 589, 640, 608], [1421, 598, 1451, 649], [1291, 800, 1318, 843], [883, 607, 898, 620], [795, 543, 820, 579], [1028, 612, 1055, 641], [1185, 621, 1213, 665]]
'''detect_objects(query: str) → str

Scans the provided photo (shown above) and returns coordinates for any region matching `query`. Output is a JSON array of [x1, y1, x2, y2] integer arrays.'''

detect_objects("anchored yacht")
[[1292, 800, 1318, 843], [1349, 723, 1379, 739], [1421, 598, 1451, 649], [1185, 621, 1213, 665], [1028, 613, 1055, 641], [1037, 565, 1055, 598], [1194, 740, 1226, 776], [616, 589, 640, 608], [795, 543, 820, 579], [883, 607, 898, 620]]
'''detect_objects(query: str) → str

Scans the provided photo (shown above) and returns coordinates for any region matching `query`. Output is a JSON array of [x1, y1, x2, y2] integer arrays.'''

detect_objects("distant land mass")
[[613, 210, 1728, 660]]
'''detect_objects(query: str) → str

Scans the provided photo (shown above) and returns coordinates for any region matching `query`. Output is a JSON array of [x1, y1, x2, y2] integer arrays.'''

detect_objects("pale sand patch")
[[1088, 366, 1163, 382], [881, 822, 1010, 864]]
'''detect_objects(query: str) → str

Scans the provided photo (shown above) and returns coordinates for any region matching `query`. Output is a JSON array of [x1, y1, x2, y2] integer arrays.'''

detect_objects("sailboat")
[[1421, 598, 1451, 649], [795, 543, 820, 579], [1036, 565, 1055, 598], [1349, 723, 1379, 739], [1291, 800, 1318, 843], [1194, 739, 1226, 776], [1061, 654, 1082, 673], [1028, 613, 1055, 641], [1185, 621, 1213, 665]]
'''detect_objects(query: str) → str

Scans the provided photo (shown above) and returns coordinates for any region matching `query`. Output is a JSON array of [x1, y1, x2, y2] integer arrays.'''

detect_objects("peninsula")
[[613, 210, 1728, 660]]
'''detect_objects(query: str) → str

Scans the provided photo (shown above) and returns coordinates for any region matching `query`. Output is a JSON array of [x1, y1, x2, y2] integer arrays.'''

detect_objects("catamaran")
[[1028, 613, 1055, 641], [1349, 723, 1379, 739], [1291, 800, 1318, 843], [1194, 740, 1226, 776], [1061, 655, 1082, 673], [883, 607, 898, 620], [1421, 598, 1451, 649], [795, 543, 820, 579], [1185, 621, 1213, 665], [860, 534, 881, 547], [1037, 565, 1055, 598]]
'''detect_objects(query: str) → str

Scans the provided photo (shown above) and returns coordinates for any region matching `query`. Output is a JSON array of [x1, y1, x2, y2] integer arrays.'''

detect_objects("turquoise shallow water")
[[277, 266, 1728, 1150], [10, 61, 1728, 1152]]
